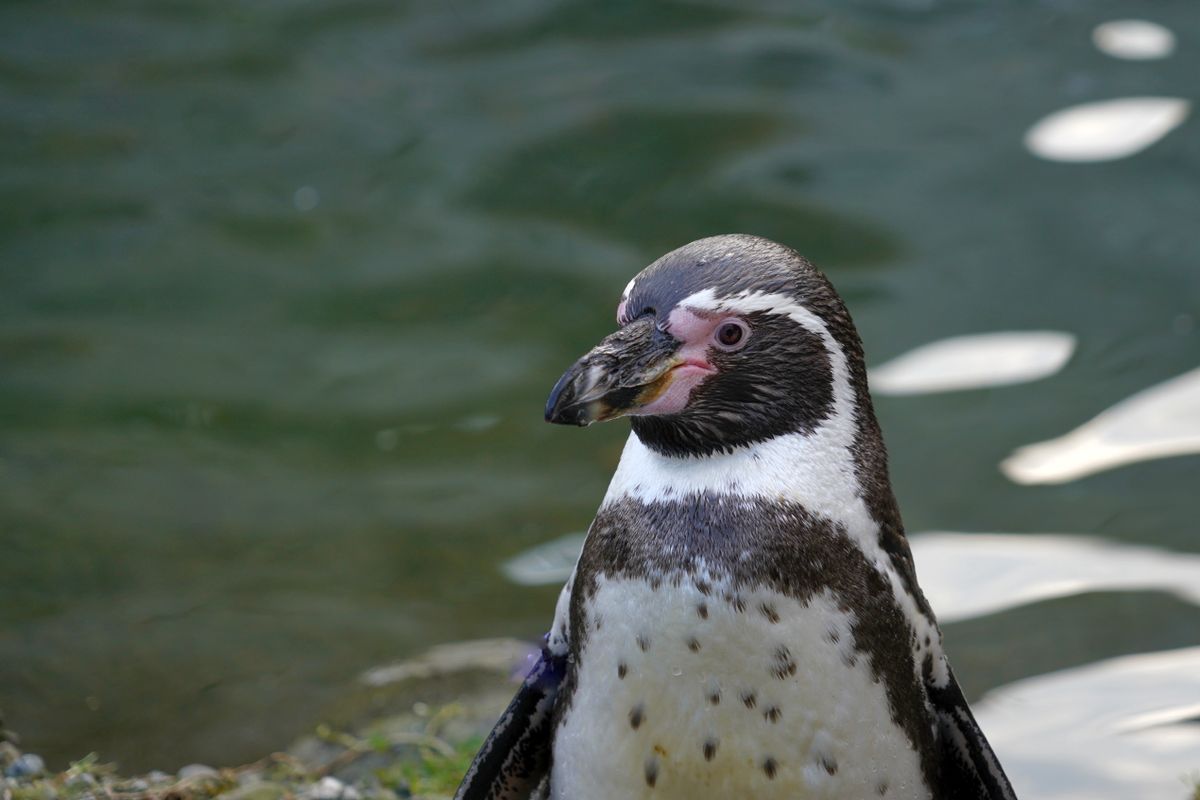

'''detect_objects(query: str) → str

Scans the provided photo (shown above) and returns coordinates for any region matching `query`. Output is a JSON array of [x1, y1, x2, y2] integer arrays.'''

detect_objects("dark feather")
[[454, 645, 565, 800], [929, 665, 1019, 799]]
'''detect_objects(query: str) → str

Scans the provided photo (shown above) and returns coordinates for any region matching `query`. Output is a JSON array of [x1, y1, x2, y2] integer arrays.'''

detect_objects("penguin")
[[455, 234, 1017, 800]]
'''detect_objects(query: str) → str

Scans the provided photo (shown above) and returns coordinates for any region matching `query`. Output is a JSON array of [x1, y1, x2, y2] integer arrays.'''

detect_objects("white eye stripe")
[[682, 289, 827, 338]]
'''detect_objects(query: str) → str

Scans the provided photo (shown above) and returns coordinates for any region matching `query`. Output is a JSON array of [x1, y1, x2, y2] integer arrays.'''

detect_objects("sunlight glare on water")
[[1092, 20, 1177, 61], [504, 531, 1200, 624], [909, 533, 1200, 623], [977, 647, 1200, 800], [1002, 367, 1200, 485], [869, 331, 1076, 396], [1023, 97, 1190, 163]]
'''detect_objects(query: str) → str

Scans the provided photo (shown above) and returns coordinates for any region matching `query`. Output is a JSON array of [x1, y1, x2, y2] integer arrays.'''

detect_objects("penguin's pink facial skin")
[[546, 303, 751, 426], [627, 306, 729, 416]]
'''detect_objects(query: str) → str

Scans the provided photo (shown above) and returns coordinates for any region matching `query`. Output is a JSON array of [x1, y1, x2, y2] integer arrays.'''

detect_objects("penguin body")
[[553, 539, 931, 799]]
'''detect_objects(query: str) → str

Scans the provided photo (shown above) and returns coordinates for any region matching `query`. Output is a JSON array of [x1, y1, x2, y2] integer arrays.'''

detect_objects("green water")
[[1, 0, 1198, 782]]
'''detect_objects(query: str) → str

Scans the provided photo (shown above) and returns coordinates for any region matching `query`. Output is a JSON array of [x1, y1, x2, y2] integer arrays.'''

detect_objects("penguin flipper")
[[454, 645, 565, 800], [928, 665, 1019, 800]]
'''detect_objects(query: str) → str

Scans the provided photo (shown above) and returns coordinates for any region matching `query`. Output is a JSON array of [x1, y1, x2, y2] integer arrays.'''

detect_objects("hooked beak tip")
[[544, 370, 593, 426]]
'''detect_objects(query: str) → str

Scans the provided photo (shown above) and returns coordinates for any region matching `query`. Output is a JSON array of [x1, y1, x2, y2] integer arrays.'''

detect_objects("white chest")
[[550, 575, 931, 800]]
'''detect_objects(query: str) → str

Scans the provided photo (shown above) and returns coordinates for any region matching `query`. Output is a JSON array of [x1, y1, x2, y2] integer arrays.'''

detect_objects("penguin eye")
[[714, 320, 749, 350]]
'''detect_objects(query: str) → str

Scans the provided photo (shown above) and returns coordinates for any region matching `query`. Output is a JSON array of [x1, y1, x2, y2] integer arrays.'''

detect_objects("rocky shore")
[[1, 639, 535, 800]]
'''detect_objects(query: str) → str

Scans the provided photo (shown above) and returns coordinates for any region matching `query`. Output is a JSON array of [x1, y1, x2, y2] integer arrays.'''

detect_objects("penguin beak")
[[545, 317, 684, 426]]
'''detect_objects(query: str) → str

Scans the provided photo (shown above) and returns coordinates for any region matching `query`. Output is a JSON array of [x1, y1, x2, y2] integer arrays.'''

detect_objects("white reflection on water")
[[870, 331, 1075, 396], [909, 532, 1200, 623], [507, 532, 1200, 623], [1024, 97, 1190, 162], [1002, 366, 1200, 485], [502, 532, 586, 586], [1092, 20, 1176, 61], [976, 647, 1200, 800]]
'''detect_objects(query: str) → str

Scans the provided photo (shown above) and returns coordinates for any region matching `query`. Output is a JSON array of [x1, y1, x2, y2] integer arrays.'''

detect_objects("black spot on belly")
[[740, 690, 757, 709], [764, 705, 781, 723], [637, 634, 650, 652], [820, 755, 838, 775], [696, 579, 712, 596], [877, 780, 889, 795], [759, 602, 780, 623], [644, 757, 658, 787], [617, 661, 627, 679], [697, 601, 709, 619], [762, 757, 778, 779], [707, 686, 720, 705], [703, 738, 718, 761], [687, 636, 701, 653], [771, 645, 797, 679], [629, 703, 645, 729]]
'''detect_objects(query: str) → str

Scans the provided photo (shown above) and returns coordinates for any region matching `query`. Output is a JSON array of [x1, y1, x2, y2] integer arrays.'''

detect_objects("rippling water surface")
[[1, 2, 1197, 796]]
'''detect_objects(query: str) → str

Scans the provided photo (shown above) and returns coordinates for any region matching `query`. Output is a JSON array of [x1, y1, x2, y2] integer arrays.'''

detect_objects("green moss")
[[12, 784, 58, 800], [375, 736, 482, 798]]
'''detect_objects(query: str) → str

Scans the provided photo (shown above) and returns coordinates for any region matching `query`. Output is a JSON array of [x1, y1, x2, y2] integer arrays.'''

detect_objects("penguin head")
[[545, 234, 869, 458]]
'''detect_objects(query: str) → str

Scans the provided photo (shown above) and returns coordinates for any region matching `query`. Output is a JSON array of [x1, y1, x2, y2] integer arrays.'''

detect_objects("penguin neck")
[[602, 398, 893, 542]]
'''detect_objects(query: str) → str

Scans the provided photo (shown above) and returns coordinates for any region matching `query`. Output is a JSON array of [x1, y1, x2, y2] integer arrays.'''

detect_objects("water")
[[1, 0, 1197, 795]]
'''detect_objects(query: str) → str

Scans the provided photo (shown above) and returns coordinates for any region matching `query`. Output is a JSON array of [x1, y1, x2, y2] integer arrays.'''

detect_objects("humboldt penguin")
[[456, 234, 1017, 800]]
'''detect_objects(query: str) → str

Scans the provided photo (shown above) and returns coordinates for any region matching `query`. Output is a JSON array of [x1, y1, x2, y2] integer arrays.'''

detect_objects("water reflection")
[[1002, 366, 1200, 485], [1024, 97, 1190, 162], [1092, 20, 1176, 61], [909, 533, 1200, 623], [869, 332, 1075, 396], [504, 530, 1200, 624], [502, 532, 586, 587], [976, 646, 1200, 800]]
